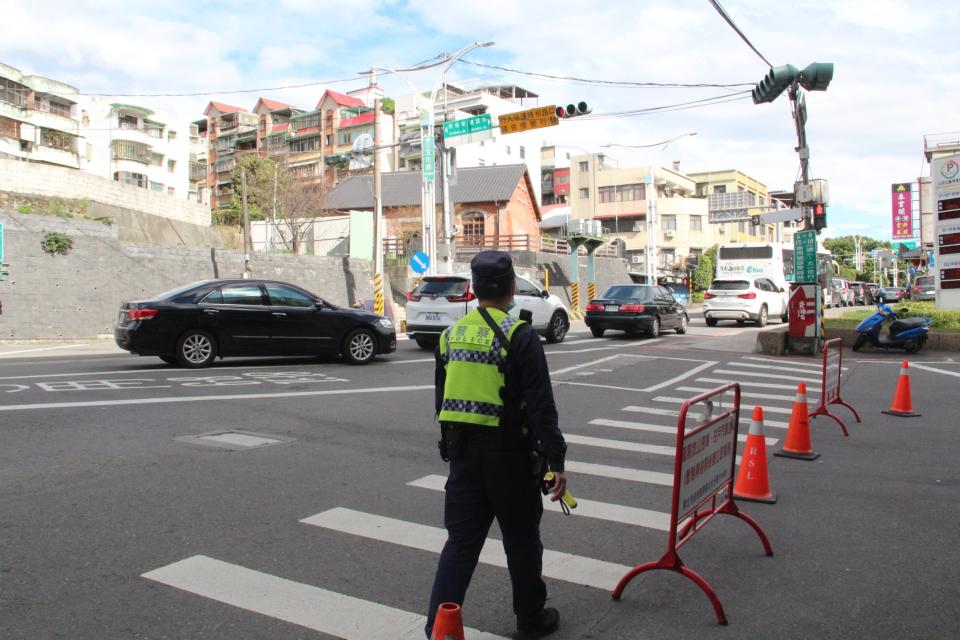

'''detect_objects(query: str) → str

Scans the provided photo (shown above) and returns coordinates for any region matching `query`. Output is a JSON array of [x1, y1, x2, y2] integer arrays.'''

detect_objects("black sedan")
[[115, 279, 396, 367], [585, 284, 688, 338], [876, 287, 907, 304]]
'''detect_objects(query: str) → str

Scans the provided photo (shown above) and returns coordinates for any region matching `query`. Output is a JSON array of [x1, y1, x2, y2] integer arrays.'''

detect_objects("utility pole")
[[240, 165, 252, 277], [373, 97, 384, 316], [644, 169, 658, 284]]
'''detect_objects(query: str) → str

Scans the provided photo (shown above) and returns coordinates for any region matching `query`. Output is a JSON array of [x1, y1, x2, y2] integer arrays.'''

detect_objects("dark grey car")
[[910, 276, 936, 301]]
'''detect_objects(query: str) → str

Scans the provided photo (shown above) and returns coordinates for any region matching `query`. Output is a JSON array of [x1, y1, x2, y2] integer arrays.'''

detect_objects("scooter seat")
[[890, 317, 927, 333]]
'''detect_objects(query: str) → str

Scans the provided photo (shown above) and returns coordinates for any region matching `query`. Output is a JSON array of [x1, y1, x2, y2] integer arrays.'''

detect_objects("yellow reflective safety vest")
[[438, 307, 525, 428]]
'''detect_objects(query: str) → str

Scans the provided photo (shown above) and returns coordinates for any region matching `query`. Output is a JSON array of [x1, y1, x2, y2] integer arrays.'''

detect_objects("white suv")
[[405, 273, 570, 349], [704, 276, 788, 327]]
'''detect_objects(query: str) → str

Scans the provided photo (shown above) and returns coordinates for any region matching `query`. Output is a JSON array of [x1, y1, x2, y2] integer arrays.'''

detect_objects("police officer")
[[425, 250, 568, 640]]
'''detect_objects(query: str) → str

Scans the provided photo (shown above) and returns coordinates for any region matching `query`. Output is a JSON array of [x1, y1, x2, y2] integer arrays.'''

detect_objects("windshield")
[[601, 285, 655, 301], [414, 278, 468, 296], [832, 279, 846, 288], [915, 276, 934, 287], [709, 280, 750, 291], [719, 246, 773, 260]]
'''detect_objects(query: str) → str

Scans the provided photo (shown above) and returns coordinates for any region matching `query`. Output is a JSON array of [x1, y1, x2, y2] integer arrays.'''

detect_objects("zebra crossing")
[[141, 354, 826, 638]]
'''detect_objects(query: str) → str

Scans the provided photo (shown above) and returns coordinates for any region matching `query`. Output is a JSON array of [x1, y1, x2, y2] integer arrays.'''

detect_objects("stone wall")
[[0, 211, 373, 340], [0, 158, 211, 227]]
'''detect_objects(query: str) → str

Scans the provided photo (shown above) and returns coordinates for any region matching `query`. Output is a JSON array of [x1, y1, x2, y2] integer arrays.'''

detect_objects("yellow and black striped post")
[[570, 282, 581, 320], [544, 269, 550, 290], [374, 272, 384, 316], [587, 282, 597, 301]]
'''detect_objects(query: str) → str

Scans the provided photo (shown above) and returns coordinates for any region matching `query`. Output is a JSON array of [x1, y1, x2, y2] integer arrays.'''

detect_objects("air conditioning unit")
[[631, 255, 643, 264], [718, 225, 726, 234], [664, 230, 675, 238]]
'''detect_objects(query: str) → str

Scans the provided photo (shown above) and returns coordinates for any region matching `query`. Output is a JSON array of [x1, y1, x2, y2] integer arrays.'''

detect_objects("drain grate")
[[176, 430, 293, 451]]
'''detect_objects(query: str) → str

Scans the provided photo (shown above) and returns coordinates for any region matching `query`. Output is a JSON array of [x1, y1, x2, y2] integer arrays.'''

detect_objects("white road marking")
[[728, 361, 847, 374], [385, 358, 434, 365], [623, 405, 789, 429], [564, 433, 676, 457], [575, 371, 596, 376], [642, 361, 718, 392], [910, 363, 960, 379], [676, 386, 798, 403], [713, 369, 820, 384], [408, 475, 671, 531], [563, 460, 674, 487], [0, 362, 350, 382], [590, 417, 778, 445], [653, 395, 792, 416], [142, 555, 505, 640], [301, 508, 627, 591], [0, 385, 433, 412], [0, 344, 90, 357], [696, 377, 820, 394], [555, 381, 647, 392], [740, 355, 824, 369], [548, 338, 662, 355], [551, 355, 620, 376]]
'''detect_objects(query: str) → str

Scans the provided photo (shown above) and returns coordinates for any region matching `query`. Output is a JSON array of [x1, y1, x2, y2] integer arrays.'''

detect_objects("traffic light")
[[556, 101, 592, 118], [798, 62, 834, 92], [751, 64, 800, 104], [813, 203, 827, 231], [0, 263, 9, 281]]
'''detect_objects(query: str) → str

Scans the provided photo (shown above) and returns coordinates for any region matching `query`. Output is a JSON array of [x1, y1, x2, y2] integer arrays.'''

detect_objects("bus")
[[716, 242, 832, 291]]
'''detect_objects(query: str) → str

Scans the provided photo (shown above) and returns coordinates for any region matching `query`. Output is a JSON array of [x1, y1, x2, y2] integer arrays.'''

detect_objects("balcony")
[[189, 161, 207, 181], [112, 139, 152, 163], [32, 144, 80, 168]]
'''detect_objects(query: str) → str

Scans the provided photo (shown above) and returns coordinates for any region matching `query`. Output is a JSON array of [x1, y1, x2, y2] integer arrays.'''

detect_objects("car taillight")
[[407, 292, 421, 302], [737, 292, 757, 299], [585, 303, 604, 312], [447, 291, 476, 302], [126, 308, 158, 321], [620, 304, 646, 313], [703, 293, 716, 299]]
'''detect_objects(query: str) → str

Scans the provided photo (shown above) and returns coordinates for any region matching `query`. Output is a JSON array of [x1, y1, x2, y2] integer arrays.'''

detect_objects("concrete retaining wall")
[[0, 211, 373, 340]]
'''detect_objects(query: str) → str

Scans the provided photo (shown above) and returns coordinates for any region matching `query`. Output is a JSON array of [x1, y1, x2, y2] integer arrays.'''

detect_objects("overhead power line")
[[457, 59, 754, 89], [576, 91, 752, 121], [706, 0, 773, 68]]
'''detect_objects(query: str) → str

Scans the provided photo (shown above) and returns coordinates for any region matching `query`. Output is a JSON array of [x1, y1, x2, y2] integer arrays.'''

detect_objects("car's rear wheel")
[[158, 355, 177, 365], [545, 311, 568, 344], [676, 314, 688, 335], [705, 317, 718, 327], [590, 327, 605, 338], [649, 316, 661, 338], [344, 328, 377, 365], [176, 330, 217, 368], [756, 305, 768, 328], [415, 336, 438, 351]]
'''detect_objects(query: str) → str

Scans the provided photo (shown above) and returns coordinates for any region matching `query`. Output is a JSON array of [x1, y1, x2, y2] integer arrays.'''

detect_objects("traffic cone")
[[882, 360, 921, 417], [775, 383, 821, 461], [430, 602, 465, 640], [734, 406, 777, 504]]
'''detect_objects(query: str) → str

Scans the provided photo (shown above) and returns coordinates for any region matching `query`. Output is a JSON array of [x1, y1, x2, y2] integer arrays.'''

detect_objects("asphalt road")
[[1, 318, 959, 639]]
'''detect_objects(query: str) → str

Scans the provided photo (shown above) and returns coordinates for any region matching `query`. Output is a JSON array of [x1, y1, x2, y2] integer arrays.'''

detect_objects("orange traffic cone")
[[431, 602, 465, 640], [734, 406, 777, 504], [775, 383, 821, 461], [882, 360, 921, 417]]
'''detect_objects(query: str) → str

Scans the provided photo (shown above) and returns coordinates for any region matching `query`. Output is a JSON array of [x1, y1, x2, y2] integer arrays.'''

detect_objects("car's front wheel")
[[176, 330, 217, 368], [545, 311, 568, 344], [344, 328, 377, 365]]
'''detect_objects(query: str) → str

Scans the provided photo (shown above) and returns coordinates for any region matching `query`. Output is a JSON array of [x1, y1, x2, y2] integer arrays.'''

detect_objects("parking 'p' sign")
[[410, 251, 430, 274]]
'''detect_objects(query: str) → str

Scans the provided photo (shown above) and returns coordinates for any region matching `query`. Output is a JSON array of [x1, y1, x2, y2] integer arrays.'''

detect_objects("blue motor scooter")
[[853, 304, 931, 353]]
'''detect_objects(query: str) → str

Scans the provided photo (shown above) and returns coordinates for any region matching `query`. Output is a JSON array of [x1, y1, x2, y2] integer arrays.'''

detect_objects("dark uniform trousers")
[[425, 434, 546, 636]]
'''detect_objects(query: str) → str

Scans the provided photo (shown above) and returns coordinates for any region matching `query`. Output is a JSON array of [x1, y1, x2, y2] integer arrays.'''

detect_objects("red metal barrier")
[[810, 338, 861, 436], [612, 383, 773, 625]]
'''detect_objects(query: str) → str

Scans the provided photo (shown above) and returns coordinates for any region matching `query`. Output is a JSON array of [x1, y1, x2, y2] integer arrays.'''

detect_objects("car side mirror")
[[541, 289, 550, 298], [779, 287, 785, 293]]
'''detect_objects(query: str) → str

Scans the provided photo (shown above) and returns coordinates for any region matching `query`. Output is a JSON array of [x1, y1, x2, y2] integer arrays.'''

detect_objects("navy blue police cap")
[[471, 250, 515, 297]]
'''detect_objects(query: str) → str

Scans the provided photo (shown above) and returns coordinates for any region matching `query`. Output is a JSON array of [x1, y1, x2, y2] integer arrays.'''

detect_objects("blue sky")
[[4, 0, 959, 241]]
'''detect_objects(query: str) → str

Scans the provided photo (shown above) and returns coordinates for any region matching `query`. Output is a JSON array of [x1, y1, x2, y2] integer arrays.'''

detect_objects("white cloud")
[[257, 44, 328, 73]]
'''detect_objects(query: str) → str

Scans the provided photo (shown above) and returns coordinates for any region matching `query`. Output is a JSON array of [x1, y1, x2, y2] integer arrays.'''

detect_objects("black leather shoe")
[[513, 607, 559, 640]]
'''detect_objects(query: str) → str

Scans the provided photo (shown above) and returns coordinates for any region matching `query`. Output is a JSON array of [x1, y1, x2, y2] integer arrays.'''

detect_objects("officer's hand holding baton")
[[547, 472, 567, 502]]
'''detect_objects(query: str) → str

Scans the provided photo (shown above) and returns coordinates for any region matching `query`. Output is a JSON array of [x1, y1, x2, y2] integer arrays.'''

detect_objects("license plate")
[[424, 313, 442, 321], [605, 305, 619, 312]]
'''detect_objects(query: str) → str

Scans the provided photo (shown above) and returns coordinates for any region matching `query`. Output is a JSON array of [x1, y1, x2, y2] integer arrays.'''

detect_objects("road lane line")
[[676, 386, 797, 402], [653, 395, 792, 417], [564, 433, 677, 457], [408, 475, 671, 531], [740, 356, 824, 369], [0, 362, 355, 381], [728, 361, 848, 374], [590, 417, 778, 444], [301, 508, 627, 591], [641, 361, 718, 392], [0, 344, 90, 357], [623, 405, 789, 429], [551, 355, 621, 376], [910, 363, 960, 379], [142, 555, 504, 640], [563, 460, 674, 487], [696, 377, 820, 394], [547, 338, 663, 355], [555, 381, 648, 392], [713, 369, 820, 383], [0, 384, 433, 412]]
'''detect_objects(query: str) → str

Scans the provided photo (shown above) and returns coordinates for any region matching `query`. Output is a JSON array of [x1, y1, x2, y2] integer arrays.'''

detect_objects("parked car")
[[876, 287, 906, 303], [114, 279, 397, 367], [585, 284, 688, 338], [911, 275, 936, 301], [831, 278, 855, 307], [864, 282, 880, 305], [849, 281, 866, 305], [703, 276, 788, 327], [405, 273, 570, 349]]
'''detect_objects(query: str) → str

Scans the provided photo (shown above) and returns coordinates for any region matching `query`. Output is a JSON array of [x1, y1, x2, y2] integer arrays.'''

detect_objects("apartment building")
[[686, 168, 778, 243], [569, 153, 719, 275], [0, 62, 81, 169], [540, 145, 571, 205]]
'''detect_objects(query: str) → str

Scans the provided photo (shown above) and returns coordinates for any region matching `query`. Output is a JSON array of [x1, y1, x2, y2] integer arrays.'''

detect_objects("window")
[[325, 134, 333, 146], [40, 129, 75, 152], [150, 181, 164, 192], [150, 152, 163, 167], [618, 183, 644, 201], [579, 161, 589, 172], [0, 77, 28, 108], [292, 112, 321, 130], [579, 187, 590, 199], [602, 285, 654, 302], [719, 246, 773, 260], [461, 212, 485, 243], [200, 289, 223, 304], [738, 221, 747, 233], [338, 131, 352, 145], [659, 249, 676, 267], [221, 285, 264, 305], [598, 186, 616, 203], [289, 136, 320, 153], [690, 216, 703, 231], [713, 184, 726, 194], [505, 145, 511, 156], [114, 171, 147, 188], [48, 100, 71, 118], [167, 130, 177, 141], [289, 163, 320, 179], [118, 114, 138, 130], [167, 159, 176, 172], [167, 186, 175, 196], [661, 215, 677, 231], [515, 278, 541, 296], [519, 145, 525, 159], [266, 284, 315, 307]]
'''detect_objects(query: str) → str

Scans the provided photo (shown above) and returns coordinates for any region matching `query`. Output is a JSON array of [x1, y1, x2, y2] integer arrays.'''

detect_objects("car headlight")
[[377, 318, 394, 329]]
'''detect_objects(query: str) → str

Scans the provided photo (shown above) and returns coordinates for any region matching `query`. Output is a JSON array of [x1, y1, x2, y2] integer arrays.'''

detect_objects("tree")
[[214, 156, 285, 226], [277, 178, 331, 254], [692, 244, 718, 292], [823, 235, 892, 282]]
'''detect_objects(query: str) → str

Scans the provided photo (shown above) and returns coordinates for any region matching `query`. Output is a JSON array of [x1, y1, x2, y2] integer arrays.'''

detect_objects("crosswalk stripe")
[[727, 361, 845, 375], [408, 475, 671, 531], [589, 417, 778, 444], [713, 369, 820, 383], [142, 555, 506, 640], [740, 355, 825, 369], [653, 395, 792, 418], [676, 386, 797, 403], [565, 433, 677, 457], [301, 508, 628, 591], [696, 377, 820, 394], [624, 403, 788, 429], [563, 460, 674, 487]]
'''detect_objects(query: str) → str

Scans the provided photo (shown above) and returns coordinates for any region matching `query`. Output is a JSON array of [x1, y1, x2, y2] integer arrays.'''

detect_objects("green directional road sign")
[[442, 114, 492, 139], [421, 133, 435, 183], [794, 229, 818, 282]]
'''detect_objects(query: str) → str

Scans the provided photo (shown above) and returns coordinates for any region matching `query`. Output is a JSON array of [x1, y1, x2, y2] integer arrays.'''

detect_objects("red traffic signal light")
[[556, 101, 592, 118], [813, 203, 827, 231]]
